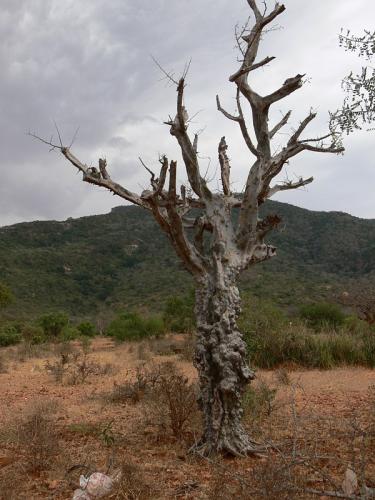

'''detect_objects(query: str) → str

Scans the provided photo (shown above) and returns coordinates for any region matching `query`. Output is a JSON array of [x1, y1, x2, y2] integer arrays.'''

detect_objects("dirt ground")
[[0, 337, 374, 499]]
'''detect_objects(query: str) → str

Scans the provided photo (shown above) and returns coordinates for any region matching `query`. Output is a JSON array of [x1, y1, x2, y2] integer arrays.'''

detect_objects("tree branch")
[[269, 110, 292, 138], [265, 74, 305, 105], [236, 90, 259, 157], [302, 143, 344, 154], [218, 137, 231, 196], [229, 56, 275, 82], [29, 133, 150, 209], [288, 111, 317, 145], [168, 78, 211, 199], [216, 95, 240, 122], [216, 93, 258, 157], [267, 176, 314, 198]]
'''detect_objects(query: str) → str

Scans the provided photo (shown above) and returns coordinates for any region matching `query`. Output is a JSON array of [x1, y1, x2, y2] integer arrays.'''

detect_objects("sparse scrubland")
[[1, 293, 374, 369], [0, 334, 374, 499], [0, 295, 374, 498], [0, 241, 374, 498]]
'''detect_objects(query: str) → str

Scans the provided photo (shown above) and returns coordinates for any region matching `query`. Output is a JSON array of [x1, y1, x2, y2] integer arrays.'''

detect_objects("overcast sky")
[[1, 0, 375, 227]]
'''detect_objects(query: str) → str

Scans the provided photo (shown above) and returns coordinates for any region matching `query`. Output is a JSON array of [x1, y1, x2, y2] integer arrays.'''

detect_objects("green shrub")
[[0, 323, 22, 347], [60, 326, 80, 342], [299, 302, 346, 330], [0, 329, 21, 347], [21, 324, 46, 345], [240, 295, 375, 369], [106, 311, 165, 341], [38, 312, 69, 338], [77, 321, 96, 337], [163, 292, 195, 333]]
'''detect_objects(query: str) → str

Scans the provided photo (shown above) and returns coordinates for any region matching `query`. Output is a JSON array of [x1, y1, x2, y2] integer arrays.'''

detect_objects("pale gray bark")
[[193, 270, 257, 456], [32, 0, 345, 457]]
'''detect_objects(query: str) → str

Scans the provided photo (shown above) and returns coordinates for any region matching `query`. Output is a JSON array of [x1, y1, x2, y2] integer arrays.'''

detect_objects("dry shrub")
[[143, 362, 199, 442], [109, 461, 156, 499], [107, 361, 199, 441], [275, 367, 291, 386], [1, 399, 59, 472], [45, 342, 116, 385], [107, 364, 160, 404]]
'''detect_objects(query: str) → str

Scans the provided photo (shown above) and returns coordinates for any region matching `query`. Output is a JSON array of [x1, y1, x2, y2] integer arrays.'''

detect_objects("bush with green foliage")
[[38, 312, 69, 338], [21, 324, 46, 345], [60, 326, 80, 341], [77, 321, 96, 337], [299, 302, 346, 330], [0, 323, 22, 347], [163, 291, 195, 333], [106, 311, 165, 341], [240, 295, 375, 369]]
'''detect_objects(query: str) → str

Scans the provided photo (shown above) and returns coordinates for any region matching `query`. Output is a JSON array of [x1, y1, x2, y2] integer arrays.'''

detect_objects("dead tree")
[[32, 0, 344, 456]]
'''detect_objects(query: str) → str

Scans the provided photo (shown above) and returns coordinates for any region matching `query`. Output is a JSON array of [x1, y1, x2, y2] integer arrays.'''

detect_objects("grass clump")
[[109, 461, 156, 499]]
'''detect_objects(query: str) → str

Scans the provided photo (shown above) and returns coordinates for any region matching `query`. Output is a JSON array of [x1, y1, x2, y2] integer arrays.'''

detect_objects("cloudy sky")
[[1, 0, 375, 227]]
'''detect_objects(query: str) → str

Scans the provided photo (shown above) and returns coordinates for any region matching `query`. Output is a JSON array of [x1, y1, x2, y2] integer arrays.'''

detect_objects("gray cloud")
[[1, 0, 375, 227]]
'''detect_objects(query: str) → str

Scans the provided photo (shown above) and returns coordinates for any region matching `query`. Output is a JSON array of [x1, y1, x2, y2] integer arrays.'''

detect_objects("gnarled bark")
[[192, 268, 257, 456]]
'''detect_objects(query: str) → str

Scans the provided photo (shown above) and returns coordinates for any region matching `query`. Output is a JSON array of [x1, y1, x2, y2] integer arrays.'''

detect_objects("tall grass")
[[239, 295, 375, 369]]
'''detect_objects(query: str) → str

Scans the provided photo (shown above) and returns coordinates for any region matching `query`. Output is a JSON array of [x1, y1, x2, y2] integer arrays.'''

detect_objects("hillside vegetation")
[[0, 201, 374, 319]]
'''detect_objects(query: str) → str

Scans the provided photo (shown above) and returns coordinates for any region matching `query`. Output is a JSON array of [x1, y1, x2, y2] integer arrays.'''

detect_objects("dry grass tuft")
[[0, 399, 59, 472], [109, 461, 156, 499]]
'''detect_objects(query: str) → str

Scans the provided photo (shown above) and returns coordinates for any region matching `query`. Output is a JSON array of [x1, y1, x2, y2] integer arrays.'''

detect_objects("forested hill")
[[0, 201, 374, 319]]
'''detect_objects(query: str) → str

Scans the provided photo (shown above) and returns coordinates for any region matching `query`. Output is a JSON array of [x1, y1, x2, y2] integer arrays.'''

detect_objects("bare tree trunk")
[[192, 268, 257, 456]]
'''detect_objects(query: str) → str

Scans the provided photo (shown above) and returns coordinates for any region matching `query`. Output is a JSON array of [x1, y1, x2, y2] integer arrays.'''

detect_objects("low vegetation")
[[105, 311, 164, 342], [0, 348, 373, 499], [0, 399, 59, 472], [1, 292, 374, 369], [45, 340, 116, 385], [239, 295, 375, 369]]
